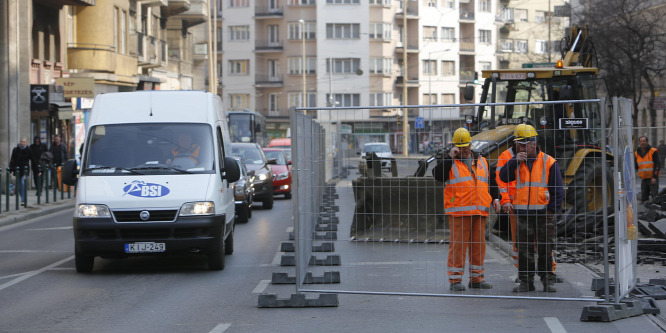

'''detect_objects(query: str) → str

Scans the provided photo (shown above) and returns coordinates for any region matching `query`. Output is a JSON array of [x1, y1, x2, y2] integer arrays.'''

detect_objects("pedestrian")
[[433, 127, 501, 291], [50, 134, 69, 167], [635, 136, 660, 203], [657, 139, 666, 177], [499, 124, 564, 293], [9, 137, 33, 204], [29, 136, 48, 194]]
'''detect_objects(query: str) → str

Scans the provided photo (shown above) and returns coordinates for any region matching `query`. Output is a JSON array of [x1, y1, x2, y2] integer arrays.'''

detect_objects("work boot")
[[512, 282, 535, 293], [542, 281, 557, 292], [468, 281, 493, 289], [450, 282, 466, 291], [554, 275, 564, 283]]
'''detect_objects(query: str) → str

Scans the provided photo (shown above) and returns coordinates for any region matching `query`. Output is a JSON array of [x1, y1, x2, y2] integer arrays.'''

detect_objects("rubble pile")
[[553, 207, 615, 264]]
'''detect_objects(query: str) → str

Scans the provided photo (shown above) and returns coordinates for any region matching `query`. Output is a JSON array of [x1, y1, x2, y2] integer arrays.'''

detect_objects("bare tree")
[[579, 0, 666, 140]]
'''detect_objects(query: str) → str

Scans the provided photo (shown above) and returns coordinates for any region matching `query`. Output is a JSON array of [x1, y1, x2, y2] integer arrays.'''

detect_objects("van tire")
[[208, 234, 226, 270], [263, 194, 274, 209], [75, 247, 94, 273], [224, 225, 234, 255]]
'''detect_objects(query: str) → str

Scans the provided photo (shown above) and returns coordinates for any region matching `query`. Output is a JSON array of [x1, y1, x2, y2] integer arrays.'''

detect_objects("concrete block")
[[280, 255, 295, 266], [312, 242, 335, 252], [280, 242, 295, 252], [635, 285, 666, 300], [315, 224, 338, 232], [635, 296, 660, 315], [309, 255, 341, 266], [271, 272, 296, 284], [303, 271, 341, 284], [580, 304, 617, 321], [314, 232, 337, 240]]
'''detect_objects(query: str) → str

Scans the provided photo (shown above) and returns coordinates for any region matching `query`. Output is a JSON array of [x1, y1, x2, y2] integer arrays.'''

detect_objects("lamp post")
[[299, 19, 306, 110]]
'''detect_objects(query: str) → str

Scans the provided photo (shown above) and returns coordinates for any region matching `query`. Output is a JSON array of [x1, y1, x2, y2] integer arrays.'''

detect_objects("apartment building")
[[221, 0, 497, 149], [496, 0, 568, 69]]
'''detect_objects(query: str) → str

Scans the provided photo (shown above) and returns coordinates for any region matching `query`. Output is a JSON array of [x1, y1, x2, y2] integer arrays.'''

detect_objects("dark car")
[[231, 143, 275, 209], [232, 157, 254, 222], [262, 148, 292, 199]]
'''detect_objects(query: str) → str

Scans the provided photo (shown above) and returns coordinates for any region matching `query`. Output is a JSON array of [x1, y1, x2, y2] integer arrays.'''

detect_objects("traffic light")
[[473, 72, 479, 84]]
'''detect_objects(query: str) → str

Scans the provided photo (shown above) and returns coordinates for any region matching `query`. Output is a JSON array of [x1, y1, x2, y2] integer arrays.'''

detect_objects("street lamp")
[[299, 19, 306, 110], [427, 49, 450, 141]]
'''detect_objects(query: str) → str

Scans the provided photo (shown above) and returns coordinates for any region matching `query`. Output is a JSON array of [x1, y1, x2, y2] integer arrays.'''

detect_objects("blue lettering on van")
[[122, 180, 170, 198]]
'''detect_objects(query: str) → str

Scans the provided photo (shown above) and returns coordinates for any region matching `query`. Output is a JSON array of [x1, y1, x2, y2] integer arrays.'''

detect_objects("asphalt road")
[[0, 160, 664, 332]]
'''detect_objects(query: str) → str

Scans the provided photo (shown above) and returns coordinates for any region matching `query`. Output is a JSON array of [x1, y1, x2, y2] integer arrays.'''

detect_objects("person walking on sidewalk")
[[29, 136, 48, 194], [433, 128, 501, 291], [499, 124, 564, 293], [50, 134, 69, 167], [9, 137, 33, 204], [635, 136, 660, 203]]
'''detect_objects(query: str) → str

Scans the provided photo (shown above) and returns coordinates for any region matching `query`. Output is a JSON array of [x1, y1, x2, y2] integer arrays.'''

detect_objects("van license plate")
[[125, 242, 166, 253]]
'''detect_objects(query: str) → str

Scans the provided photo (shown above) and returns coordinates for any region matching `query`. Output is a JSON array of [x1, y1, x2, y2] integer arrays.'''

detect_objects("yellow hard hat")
[[452, 128, 472, 147], [513, 124, 538, 142]]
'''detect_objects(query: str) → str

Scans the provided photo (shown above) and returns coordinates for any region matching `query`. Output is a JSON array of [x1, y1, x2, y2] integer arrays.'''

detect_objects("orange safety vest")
[[496, 148, 516, 205], [444, 156, 492, 216], [513, 151, 556, 211], [172, 144, 201, 163], [636, 147, 659, 180]]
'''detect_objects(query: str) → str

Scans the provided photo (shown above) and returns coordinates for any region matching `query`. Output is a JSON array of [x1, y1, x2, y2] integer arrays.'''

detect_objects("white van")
[[62, 91, 241, 273]]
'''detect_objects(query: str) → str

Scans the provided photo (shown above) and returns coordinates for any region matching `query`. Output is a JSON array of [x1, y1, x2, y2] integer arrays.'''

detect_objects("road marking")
[[0, 256, 73, 292], [544, 317, 567, 333], [286, 227, 293, 233], [252, 280, 271, 293], [271, 252, 282, 265], [209, 323, 231, 333], [27, 226, 73, 231]]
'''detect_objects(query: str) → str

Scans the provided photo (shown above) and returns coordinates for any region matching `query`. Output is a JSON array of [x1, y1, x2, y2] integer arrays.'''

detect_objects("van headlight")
[[276, 172, 289, 180], [180, 202, 215, 216], [234, 184, 245, 196], [77, 204, 111, 218]]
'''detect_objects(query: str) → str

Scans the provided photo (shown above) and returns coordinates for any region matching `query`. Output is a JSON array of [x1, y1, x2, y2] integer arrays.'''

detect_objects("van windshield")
[[83, 123, 215, 175]]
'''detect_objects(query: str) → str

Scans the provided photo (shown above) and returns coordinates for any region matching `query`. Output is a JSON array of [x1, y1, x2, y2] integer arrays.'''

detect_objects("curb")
[[0, 202, 75, 228]]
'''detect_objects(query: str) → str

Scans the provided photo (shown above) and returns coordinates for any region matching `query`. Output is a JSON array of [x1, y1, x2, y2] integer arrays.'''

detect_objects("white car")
[[361, 142, 393, 170]]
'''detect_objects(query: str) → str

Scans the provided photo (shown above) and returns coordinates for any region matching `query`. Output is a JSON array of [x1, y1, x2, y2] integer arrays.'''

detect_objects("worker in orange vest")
[[433, 128, 501, 291], [635, 136, 660, 203], [497, 129, 560, 283], [499, 124, 564, 293]]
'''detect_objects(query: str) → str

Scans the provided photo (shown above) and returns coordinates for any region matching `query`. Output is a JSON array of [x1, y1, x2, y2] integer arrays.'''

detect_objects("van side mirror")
[[464, 85, 475, 101], [223, 156, 240, 182], [61, 159, 78, 186]]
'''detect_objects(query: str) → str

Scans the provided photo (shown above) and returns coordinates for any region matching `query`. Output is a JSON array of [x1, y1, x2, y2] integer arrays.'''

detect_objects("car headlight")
[[256, 172, 268, 181], [276, 172, 289, 180], [77, 204, 111, 218], [180, 202, 215, 216], [234, 184, 245, 196]]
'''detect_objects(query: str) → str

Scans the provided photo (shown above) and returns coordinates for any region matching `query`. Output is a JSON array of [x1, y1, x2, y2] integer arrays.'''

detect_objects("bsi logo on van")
[[559, 118, 588, 129], [123, 180, 170, 198]]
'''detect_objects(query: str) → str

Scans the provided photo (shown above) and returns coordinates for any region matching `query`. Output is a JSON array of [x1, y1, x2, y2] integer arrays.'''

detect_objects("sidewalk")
[[0, 187, 75, 228]]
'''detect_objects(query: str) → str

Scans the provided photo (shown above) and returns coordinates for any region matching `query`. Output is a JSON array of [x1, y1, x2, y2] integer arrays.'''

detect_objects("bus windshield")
[[228, 112, 267, 147]]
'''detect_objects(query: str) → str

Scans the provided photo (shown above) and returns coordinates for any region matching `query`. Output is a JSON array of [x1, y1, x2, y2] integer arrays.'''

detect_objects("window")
[[327, 58, 361, 74], [535, 40, 547, 54], [288, 93, 316, 108], [441, 27, 455, 42], [423, 60, 436, 75], [442, 0, 454, 9], [369, 0, 392, 4], [230, 94, 249, 109], [289, 0, 316, 5], [480, 62, 491, 70], [516, 40, 528, 53], [424, 0, 436, 7], [369, 57, 393, 75], [536, 11, 546, 23], [479, 30, 491, 44], [269, 93, 279, 112], [326, 0, 360, 3], [479, 0, 491, 12], [370, 23, 392, 39], [327, 94, 360, 107], [501, 8, 514, 22], [369, 92, 393, 106], [441, 61, 454, 75], [441, 93, 455, 104], [326, 23, 360, 39], [500, 39, 513, 52], [113, 7, 118, 52], [229, 60, 249, 74], [230, 0, 249, 7], [288, 22, 316, 40], [230, 26, 250, 41], [288, 57, 316, 74], [423, 26, 437, 41], [423, 94, 436, 104], [515, 9, 528, 22]]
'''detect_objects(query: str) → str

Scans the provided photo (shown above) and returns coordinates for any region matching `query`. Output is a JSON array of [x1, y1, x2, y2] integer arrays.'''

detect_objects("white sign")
[[499, 73, 527, 80]]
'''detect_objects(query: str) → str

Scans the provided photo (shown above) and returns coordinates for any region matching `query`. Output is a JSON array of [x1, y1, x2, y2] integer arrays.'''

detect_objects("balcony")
[[255, 75, 284, 87], [395, 2, 419, 19], [459, 11, 475, 21], [255, 40, 284, 53], [395, 76, 420, 87], [255, 6, 284, 18], [459, 38, 475, 53], [162, 0, 191, 17], [137, 36, 165, 68], [139, 0, 168, 6], [459, 69, 474, 84], [172, 0, 207, 27]]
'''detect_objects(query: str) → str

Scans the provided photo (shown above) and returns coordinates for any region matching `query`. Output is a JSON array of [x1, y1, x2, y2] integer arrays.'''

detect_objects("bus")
[[226, 110, 268, 147]]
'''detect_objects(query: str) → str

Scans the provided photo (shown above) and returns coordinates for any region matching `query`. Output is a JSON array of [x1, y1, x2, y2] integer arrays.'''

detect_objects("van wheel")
[[237, 205, 249, 223], [264, 194, 274, 209], [224, 225, 234, 255], [208, 234, 226, 270], [75, 247, 94, 273]]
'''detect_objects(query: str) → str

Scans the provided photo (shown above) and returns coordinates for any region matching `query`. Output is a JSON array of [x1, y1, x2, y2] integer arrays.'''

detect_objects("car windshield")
[[231, 145, 266, 165], [83, 123, 215, 175], [364, 144, 390, 153], [263, 150, 286, 165]]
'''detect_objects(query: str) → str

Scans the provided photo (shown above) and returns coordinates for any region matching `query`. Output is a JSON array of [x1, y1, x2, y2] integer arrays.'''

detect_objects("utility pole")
[[402, 0, 408, 157]]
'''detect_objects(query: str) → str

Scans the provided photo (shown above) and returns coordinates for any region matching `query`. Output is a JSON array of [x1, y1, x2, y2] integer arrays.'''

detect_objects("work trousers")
[[447, 215, 486, 284], [516, 212, 555, 283], [640, 178, 659, 202], [510, 210, 556, 271]]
